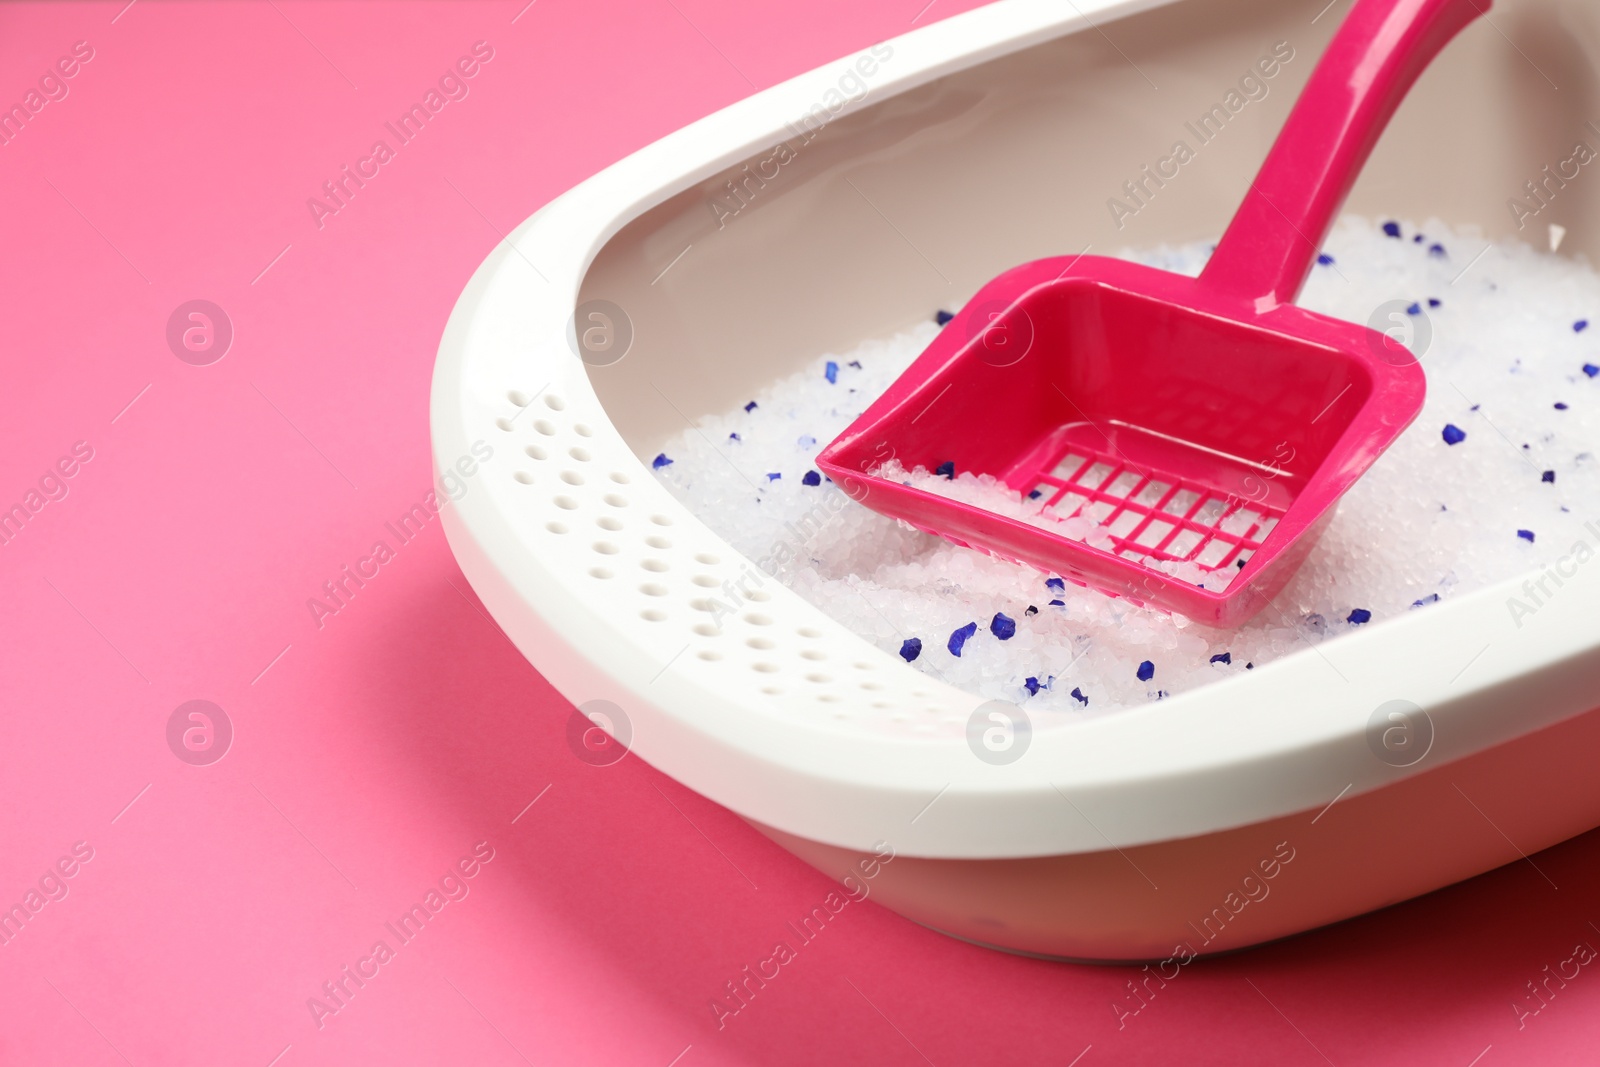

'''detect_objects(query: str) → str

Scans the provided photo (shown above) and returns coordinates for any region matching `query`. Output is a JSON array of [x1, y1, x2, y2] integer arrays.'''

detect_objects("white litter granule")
[[651, 217, 1600, 719]]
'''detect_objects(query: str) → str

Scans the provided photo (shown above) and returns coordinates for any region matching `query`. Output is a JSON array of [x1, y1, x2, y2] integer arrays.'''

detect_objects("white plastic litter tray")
[[433, 0, 1600, 960]]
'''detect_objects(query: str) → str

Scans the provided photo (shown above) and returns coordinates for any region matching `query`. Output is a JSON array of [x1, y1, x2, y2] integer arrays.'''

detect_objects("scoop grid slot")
[[1022, 446, 1283, 572]]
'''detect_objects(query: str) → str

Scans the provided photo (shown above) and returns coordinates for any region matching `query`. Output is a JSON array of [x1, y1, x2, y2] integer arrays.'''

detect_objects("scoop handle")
[[1198, 0, 1488, 308]]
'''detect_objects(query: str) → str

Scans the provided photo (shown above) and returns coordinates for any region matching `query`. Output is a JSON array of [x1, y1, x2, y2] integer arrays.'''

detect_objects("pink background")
[[1, 1, 1597, 1063]]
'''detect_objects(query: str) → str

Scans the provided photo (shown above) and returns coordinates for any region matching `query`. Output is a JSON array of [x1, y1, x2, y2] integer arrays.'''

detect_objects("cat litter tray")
[[432, 0, 1600, 961]]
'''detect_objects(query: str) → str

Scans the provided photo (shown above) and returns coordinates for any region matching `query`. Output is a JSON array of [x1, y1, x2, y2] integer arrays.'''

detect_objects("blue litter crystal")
[[1382, 220, 1402, 238], [935, 309, 955, 325], [1046, 577, 1065, 591], [1028, 489, 1043, 499], [744, 400, 758, 412], [825, 361, 839, 384], [1070, 687, 1088, 706], [1585, 364, 1600, 378], [1024, 677, 1041, 696], [1429, 243, 1446, 257], [899, 638, 922, 662], [766, 472, 781, 481], [1576, 320, 1590, 333], [934, 460, 955, 479], [1347, 608, 1372, 624], [652, 453, 672, 469], [1406, 302, 1422, 316], [1442, 424, 1466, 445], [1556, 402, 1570, 410], [990, 613, 1016, 640], [1543, 470, 1556, 483], [1210, 652, 1232, 665], [1518, 529, 1536, 543], [1048, 599, 1065, 607], [1428, 298, 1442, 308], [1136, 660, 1155, 682], [1412, 593, 1440, 607], [948, 622, 978, 657], [1317, 253, 1335, 266], [728, 432, 741, 442], [802, 471, 821, 486]]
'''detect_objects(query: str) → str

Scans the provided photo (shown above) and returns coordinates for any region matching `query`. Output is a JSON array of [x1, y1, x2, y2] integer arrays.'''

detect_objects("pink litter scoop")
[[817, 0, 1485, 628]]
